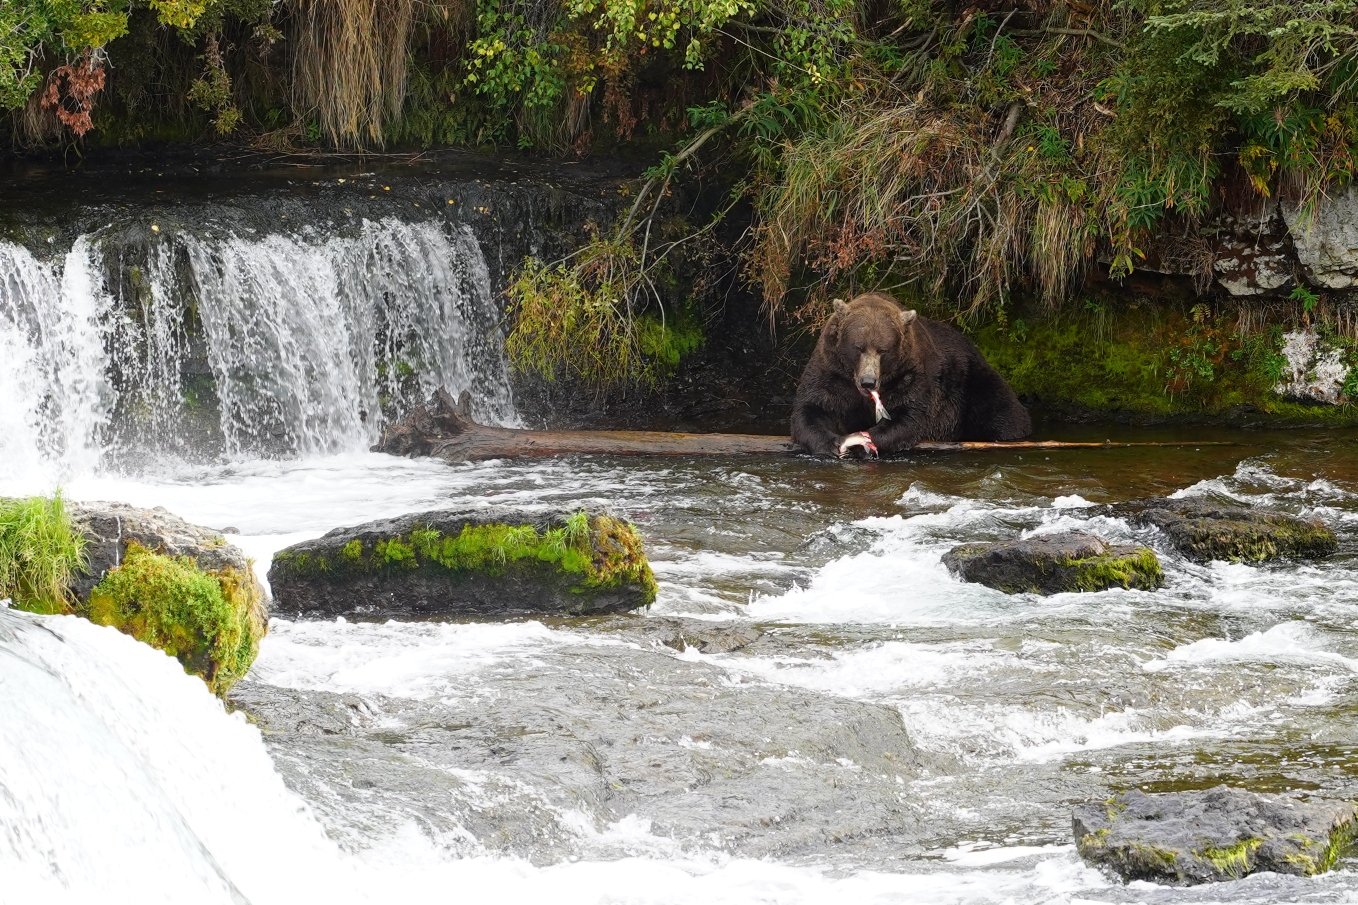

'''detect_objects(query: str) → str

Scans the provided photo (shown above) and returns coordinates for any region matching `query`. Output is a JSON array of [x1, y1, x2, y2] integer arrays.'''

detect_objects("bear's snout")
[[855, 351, 881, 393]]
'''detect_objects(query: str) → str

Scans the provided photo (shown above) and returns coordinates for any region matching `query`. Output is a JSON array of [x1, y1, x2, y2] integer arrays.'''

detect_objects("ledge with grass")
[[0, 495, 267, 696], [268, 507, 658, 619]]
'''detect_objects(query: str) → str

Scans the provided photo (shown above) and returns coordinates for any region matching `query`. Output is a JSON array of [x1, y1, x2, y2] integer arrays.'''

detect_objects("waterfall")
[[0, 607, 352, 904], [0, 240, 112, 484], [0, 218, 515, 479]]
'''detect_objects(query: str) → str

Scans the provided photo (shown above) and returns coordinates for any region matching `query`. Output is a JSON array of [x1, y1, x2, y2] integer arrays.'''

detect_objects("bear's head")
[[827, 292, 919, 394]]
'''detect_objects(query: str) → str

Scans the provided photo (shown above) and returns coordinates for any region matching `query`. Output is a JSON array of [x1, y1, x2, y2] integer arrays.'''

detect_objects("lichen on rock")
[[269, 507, 657, 619], [942, 532, 1163, 595]]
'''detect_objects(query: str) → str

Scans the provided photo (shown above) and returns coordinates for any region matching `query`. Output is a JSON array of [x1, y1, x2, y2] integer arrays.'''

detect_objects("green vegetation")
[[0, 493, 264, 696], [9, 0, 1358, 399], [1199, 838, 1262, 880], [969, 296, 1358, 424], [88, 541, 265, 696], [272, 512, 659, 599], [0, 495, 86, 615]]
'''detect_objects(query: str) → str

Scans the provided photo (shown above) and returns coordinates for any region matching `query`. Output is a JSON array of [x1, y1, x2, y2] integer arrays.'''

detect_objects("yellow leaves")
[[62, 11, 129, 50], [150, 0, 207, 30]]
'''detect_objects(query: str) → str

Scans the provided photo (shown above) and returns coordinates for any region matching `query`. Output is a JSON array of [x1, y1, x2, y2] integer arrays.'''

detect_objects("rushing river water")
[[3, 165, 1358, 904]]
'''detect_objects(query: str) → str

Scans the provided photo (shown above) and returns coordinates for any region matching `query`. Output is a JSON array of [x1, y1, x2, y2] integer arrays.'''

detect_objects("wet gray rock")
[[68, 501, 259, 602], [1122, 498, 1337, 563], [268, 507, 656, 620], [645, 617, 763, 654], [229, 639, 925, 862], [1074, 786, 1358, 885], [942, 532, 1163, 595]]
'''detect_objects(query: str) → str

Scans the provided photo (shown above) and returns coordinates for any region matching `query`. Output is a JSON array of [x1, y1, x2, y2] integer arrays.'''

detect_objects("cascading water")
[[0, 239, 111, 484], [0, 217, 515, 481]]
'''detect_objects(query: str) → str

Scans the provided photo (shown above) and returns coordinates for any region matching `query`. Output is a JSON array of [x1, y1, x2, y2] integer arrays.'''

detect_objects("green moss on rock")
[[944, 532, 1163, 595], [1063, 546, 1165, 593], [88, 542, 267, 696], [269, 508, 657, 618]]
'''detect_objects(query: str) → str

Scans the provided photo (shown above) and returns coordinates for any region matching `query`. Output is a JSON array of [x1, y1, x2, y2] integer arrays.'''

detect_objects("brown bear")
[[791, 292, 1031, 457]]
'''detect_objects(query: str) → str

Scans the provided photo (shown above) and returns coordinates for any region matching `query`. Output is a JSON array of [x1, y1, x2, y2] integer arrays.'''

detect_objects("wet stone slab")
[[230, 640, 927, 863], [1073, 786, 1358, 885], [1119, 498, 1338, 563]]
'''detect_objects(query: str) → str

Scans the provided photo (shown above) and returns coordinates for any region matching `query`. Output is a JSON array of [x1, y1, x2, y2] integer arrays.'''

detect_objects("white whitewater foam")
[[1143, 620, 1358, 674], [249, 618, 575, 699]]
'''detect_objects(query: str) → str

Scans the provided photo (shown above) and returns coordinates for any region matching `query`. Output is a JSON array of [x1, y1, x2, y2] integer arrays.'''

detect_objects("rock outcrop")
[[1121, 498, 1337, 563], [1281, 186, 1358, 290], [1074, 786, 1358, 885], [269, 507, 658, 619], [68, 501, 268, 696], [942, 532, 1163, 595]]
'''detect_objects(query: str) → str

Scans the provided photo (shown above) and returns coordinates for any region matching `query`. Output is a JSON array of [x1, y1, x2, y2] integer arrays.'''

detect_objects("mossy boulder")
[[1120, 498, 1338, 563], [1074, 787, 1358, 885], [942, 532, 1163, 595], [268, 507, 658, 619], [69, 502, 269, 696]]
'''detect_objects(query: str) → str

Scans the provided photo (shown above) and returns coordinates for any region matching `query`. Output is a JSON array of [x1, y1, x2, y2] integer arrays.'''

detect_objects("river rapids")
[[2, 161, 1357, 904]]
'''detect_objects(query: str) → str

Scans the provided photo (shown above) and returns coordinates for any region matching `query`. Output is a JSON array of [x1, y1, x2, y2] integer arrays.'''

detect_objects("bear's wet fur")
[[791, 292, 1032, 456]]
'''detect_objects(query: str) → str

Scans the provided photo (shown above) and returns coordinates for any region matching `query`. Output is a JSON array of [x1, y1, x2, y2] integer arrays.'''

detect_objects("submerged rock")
[[68, 501, 268, 696], [1122, 498, 1337, 563], [269, 507, 658, 619], [1074, 786, 1358, 885], [942, 532, 1163, 595]]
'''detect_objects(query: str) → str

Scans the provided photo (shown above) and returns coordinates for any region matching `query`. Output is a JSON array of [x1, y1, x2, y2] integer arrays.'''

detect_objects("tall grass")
[[292, 0, 416, 146], [0, 494, 87, 615]]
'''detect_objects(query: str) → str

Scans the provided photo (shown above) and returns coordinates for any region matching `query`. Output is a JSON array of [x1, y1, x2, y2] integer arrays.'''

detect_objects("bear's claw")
[[837, 432, 879, 459]]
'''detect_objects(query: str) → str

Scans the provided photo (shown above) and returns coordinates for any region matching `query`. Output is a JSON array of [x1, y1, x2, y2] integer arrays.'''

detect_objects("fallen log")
[[376, 389, 1243, 463]]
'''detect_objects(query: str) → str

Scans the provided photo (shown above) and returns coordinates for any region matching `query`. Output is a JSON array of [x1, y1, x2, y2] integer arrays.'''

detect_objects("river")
[[2, 159, 1356, 904]]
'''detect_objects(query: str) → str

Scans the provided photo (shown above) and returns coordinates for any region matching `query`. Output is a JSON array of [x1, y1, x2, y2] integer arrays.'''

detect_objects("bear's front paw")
[[836, 431, 879, 459]]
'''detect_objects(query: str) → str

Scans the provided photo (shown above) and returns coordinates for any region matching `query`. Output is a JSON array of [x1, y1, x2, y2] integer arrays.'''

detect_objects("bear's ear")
[[832, 297, 848, 315], [900, 309, 918, 329]]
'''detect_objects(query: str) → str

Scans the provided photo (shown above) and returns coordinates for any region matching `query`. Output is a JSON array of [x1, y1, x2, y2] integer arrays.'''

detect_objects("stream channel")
[[3, 156, 1358, 904]]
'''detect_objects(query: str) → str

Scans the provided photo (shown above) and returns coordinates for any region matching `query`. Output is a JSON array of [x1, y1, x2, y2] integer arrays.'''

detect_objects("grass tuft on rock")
[[0, 494, 87, 615], [88, 542, 265, 696]]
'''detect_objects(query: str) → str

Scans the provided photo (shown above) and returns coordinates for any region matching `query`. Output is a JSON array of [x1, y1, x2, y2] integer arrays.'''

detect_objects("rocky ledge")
[[1119, 498, 1337, 563], [69, 501, 268, 696], [942, 532, 1163, 595], [269, 507, 658, 619], [1074, 786, 1358, 885]]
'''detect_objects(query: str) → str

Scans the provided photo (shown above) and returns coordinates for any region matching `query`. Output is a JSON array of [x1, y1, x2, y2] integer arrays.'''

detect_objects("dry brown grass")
[[291, 0, 415, 147]]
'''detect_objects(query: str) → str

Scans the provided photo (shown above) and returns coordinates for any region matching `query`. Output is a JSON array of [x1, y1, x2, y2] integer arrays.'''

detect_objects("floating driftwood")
[[376, 389, 1242, 464]]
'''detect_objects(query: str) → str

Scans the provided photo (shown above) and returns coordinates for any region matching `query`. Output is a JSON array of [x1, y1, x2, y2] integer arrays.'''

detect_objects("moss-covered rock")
[[0, 498, 268, 696], [269, 507, 658, 619], [88, 542, 266, 696], [942, 532, 1163, 595], [1121, 498, 1338, 563], [1074, 787, 1358, 885]]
